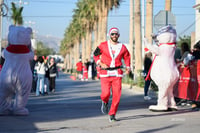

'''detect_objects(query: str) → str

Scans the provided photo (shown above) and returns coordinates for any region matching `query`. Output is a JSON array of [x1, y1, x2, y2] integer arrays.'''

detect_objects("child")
[[82, 62, 88, 81]]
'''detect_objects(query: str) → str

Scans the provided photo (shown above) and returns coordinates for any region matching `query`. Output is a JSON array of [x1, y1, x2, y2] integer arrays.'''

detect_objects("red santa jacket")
[[93, 41, 130, 77], [76, 61, 83, 72]]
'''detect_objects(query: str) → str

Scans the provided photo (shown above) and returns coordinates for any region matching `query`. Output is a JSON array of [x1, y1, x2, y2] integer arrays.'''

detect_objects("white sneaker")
[[144, 96, 151, 100]]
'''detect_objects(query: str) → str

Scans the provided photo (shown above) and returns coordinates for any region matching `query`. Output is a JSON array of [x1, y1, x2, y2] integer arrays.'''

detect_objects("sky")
[[2, 0, 196, 44]]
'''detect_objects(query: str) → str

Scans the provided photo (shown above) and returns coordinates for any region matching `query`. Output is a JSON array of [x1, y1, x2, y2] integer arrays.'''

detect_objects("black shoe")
[[101, 101, 108, 114], [167, 107, 178, 111], [109, 115, 117, 122]]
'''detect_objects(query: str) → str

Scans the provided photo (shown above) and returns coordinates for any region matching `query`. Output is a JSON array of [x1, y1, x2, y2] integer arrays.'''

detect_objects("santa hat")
[[107, 27, 120, 38]]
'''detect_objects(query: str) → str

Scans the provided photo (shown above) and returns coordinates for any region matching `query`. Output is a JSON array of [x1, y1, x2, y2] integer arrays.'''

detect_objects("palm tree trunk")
[[81, 37, 86, 62], [93, 21, 98, 48], [100, 0, 108, 42], [129, 0, 134, 71], [86, 30, 92, 60], [97, 5, 102, 45], [134, 0, 142, 77], [145, 0, 153, 44]]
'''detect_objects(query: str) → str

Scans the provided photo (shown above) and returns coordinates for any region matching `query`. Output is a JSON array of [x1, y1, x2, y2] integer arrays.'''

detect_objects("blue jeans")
[[36, 74, 45, 96], [144, 80, 151, 96], [143, 70, 151, 96]]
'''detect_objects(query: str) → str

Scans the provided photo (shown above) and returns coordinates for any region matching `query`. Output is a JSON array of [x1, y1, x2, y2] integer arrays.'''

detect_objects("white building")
[[193, 0, 200, 43]]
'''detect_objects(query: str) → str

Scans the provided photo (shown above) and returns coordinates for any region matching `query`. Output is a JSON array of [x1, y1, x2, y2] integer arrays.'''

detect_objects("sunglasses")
[[110, 33, 119, 36]]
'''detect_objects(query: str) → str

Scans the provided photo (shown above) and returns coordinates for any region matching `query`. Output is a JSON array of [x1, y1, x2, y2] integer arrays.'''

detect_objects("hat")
[[107, 27, 120, 38], [154, 25, 176, 44], [8, 25, 32, 45]]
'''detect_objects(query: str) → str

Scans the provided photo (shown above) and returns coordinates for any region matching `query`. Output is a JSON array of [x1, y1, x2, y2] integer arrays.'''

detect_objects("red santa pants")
[[100, 76, 122, 115], [82, 71, 88, 80]]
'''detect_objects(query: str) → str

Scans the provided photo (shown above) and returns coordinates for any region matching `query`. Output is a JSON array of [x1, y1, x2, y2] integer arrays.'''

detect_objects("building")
[[193, 0, 200, 43]]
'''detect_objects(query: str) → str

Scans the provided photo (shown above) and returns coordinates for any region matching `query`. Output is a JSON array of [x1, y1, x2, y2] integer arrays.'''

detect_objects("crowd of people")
[[0, 50, 59, 97], [75, 58, 98, 81], [30, 55, 58, 96]]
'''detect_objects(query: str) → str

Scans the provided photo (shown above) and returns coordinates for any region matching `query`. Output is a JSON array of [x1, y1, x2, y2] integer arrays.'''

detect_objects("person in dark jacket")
[[48, 57, 58, 92], [192, 41, 200, 60], [143, 52, 152, 100]]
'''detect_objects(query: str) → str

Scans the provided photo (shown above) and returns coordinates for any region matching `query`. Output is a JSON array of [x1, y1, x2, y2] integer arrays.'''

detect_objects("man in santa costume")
[[93, 27, 130, 122], [144, 25, 179, 112]]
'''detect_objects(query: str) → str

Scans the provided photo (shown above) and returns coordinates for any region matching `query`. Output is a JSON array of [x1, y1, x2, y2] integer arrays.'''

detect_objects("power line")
[[3, 13, 195, 18], [7, 0, 76, 4], [178, 16, 200, 36]]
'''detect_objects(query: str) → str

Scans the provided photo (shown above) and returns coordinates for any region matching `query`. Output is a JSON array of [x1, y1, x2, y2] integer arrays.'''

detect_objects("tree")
[[11, 2, 23, 25], [129, 0, 134, 71], [145, 0, 153, 44], [35, 41, 56, 57], [134, 0, 142, 77], [177, 35, 191, 48]]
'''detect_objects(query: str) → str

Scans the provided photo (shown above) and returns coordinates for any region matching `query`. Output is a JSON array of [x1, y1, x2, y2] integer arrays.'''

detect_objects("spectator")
[[76, 59, 83, 80], [179, 42, 191, 62], [82, 61, 89, 81], [35, 56, 46, 96], [49, 58, 58, 93], [176, 42, 192, 67], [44, 57, 50, 95], [30, 55, 38, 92], [143, 52, 152, 100], [192, 41, 200, 60], [174, 47, 181, 63]]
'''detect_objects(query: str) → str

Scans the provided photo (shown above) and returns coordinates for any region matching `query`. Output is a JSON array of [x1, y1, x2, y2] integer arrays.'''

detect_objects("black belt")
[[101, 66, 122, 70]]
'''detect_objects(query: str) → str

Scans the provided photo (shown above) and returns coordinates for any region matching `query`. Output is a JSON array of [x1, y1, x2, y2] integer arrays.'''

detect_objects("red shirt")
[[76, 61, 83, 72]]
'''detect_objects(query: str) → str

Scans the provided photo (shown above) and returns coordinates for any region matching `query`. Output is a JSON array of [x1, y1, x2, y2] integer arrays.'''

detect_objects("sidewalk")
[[0, 72, 200, 133]]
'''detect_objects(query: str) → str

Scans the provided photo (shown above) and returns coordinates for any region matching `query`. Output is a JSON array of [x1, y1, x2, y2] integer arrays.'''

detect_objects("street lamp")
[[14, 0, 28, 7]]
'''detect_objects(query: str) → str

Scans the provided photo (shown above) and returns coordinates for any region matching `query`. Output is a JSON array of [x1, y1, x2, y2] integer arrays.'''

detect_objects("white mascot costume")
[[144, 25, 179, 112], [0, 25, 34, 115]]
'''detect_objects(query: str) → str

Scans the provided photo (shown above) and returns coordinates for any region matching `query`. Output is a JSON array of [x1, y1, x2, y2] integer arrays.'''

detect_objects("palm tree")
[[97, 0, 122, 44], [145, 0, 153, 44], [134, 0, 142, 77], [11, 2, 23, 25], [129, 0, 134, 72]]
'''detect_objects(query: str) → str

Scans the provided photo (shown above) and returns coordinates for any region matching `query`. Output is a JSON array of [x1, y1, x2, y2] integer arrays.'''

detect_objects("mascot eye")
[[94, 47, 101, 56]]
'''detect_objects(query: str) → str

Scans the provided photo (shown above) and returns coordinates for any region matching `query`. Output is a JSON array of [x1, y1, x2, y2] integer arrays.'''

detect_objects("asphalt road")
[[0, 72, 200, 133]]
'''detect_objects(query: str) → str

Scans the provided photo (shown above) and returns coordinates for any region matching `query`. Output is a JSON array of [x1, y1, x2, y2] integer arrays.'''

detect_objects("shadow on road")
[[0, 72, 196, 133]]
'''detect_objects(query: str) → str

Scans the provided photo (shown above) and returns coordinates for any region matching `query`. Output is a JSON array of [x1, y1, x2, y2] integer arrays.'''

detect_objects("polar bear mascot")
[[144, 25, 179, 112], [0, 25, 34, 115]]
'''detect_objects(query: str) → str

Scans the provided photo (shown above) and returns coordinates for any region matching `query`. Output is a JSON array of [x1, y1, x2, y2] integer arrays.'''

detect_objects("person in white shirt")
[[35, 56, 46, 96]]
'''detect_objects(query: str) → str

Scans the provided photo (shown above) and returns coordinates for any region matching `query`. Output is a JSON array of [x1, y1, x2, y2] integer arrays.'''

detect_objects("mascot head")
[[152, 25, 176, 44], [8, 25, 32, 45]]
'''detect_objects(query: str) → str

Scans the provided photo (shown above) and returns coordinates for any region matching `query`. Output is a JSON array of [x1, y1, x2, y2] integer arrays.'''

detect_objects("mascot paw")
[[149, 105, 168, 112]]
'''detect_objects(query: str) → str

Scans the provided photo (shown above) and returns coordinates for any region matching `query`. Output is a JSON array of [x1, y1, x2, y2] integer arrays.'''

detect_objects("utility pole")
[[0, 0, 4, 56]]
